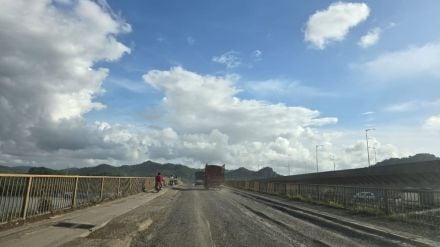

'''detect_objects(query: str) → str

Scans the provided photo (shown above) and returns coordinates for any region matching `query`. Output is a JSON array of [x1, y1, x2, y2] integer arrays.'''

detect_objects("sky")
[[0, 0, 440, 174]]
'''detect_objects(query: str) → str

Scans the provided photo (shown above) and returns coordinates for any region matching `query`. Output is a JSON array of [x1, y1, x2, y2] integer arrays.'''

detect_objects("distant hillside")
[[59, 161, 202, 182], [375, 153, 440, 166], [15, 161, 200, 182], [28, 167, 63, 175], [0, 165, 31, 174], [225, 167, 279, 181], [1, 161, 280, 182]]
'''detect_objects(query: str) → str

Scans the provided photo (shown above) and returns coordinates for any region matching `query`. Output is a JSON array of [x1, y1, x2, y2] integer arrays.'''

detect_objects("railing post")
[[72, 177, 79, 208], [129, 178, 132, 194], [117, 178, 121, 197], [100, 177, 105, 201], [318, 185, 321, 201], [21, 177, 33, 220], [343, 186, 348, 208], [384, 189, 389, 214]]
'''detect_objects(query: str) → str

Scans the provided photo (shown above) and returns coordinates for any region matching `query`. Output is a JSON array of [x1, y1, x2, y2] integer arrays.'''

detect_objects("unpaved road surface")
[[62, 186, 420, 247]]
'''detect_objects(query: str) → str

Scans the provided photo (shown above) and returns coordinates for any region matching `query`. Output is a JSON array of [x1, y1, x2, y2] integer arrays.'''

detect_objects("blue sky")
[[92, 0, 440, 129], [1, 0, 440, 172]]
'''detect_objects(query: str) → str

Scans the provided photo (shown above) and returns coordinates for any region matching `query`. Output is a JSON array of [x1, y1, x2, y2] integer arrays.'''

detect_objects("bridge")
[[264, 160, 440, 189], [0, 173, 439, 246]]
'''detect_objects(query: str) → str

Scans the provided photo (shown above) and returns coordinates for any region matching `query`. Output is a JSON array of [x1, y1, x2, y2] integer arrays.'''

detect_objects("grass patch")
[[387, 213, 408, 221], [327, 200, 345, 209], [286, 194, 346, 210], [351, 206, 386, 216]]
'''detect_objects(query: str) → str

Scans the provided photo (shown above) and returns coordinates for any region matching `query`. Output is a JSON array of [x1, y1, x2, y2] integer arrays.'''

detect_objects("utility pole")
[[315, 145, 323, 173], [365, 128, 375, 167], [330, 155, 336, 171]]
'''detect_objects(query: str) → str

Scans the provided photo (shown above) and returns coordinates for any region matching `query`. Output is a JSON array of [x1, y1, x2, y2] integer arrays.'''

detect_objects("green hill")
[[59, 161, 202, 182], [0, 165, 31, 174], [225, 167, 279, 181], [1, 161, 280, 182], [375, 153, 439, 166]]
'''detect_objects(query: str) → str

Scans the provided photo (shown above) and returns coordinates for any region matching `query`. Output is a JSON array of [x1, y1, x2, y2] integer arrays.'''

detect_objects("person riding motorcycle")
[[155, 172, 164, 191]]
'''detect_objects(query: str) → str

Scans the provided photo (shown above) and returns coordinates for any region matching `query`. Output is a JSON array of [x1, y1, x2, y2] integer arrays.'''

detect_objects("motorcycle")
[[155, 182, 162, 192]]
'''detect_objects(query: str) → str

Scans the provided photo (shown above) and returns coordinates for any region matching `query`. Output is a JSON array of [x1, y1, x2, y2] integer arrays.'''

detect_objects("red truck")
[[194, 171, 205, 185], [204, 164, 225, 188]]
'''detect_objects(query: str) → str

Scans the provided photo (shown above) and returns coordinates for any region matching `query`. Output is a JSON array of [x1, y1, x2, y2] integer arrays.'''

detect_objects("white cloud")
[[305, 2, 370, 49], [384, 99, 440, 113], [424, 115, 440, 131], [361, 111, 374, 115], [212, 50, 241, 68], [252, 50, 262, 61], [247, 79, 336, 99], [361, 43, 440, 82], [0, 0, 134, 167], [358, 27, 381, 48], [106, 77, 148, 93], [142, 67, 343, 172], [186, 36, 195, 45]]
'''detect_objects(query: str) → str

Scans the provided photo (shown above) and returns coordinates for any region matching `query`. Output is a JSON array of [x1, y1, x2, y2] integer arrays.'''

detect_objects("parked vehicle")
[[194, 171, 205, 185], [204, 164, 225, 189], [352, 192, 376, 202]]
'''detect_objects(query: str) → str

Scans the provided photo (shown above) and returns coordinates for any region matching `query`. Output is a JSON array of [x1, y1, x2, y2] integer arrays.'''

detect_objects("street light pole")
[[315, 145, 323, 173], [330, 155, 336, 171], [365, 128, 375, 167]]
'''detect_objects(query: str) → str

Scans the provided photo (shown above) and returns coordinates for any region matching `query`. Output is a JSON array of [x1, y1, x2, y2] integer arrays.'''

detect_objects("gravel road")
[[63, 185, 407, 247]]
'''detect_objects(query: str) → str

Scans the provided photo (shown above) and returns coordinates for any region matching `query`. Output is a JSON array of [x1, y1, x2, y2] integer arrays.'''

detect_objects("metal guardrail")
[[0, 174, 156, 224], [226, 180, 440, 227]]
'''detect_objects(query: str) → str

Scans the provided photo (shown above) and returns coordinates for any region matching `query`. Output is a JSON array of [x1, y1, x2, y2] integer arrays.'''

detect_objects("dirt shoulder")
[[231, 188, 440, 242], [61, 188, 179, 247]]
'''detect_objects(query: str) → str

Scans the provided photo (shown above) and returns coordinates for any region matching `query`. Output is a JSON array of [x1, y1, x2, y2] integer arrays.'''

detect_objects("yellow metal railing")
[[0, 174, 155, 224]]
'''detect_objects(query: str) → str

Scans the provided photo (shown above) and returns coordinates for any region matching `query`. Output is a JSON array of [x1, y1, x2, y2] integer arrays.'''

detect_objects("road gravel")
[[63, 186, 411, 247]]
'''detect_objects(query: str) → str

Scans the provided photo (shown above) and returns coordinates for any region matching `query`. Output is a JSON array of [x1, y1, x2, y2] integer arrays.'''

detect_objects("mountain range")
[[2, 153, 437, 182], [0, 160, 279, 182]]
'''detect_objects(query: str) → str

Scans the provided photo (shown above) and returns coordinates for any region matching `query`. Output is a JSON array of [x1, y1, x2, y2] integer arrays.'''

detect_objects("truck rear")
[[194, 171, 205, 185], [204, 164, 225, 188]]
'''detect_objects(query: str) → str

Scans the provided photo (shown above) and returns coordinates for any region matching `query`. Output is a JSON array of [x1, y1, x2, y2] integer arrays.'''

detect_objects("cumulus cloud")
[[0, 0, 133, 167], [305, 2, 370, 49], [141, 67, 347, 172], [358, 27, 381, 48], [212, 50, 241, 68], [424, 115, 440, 131], [143, 67, 338, 142], [361, 43, 440, 82], [341, 138, 399, 167]]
